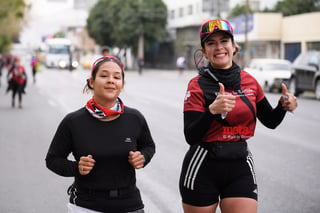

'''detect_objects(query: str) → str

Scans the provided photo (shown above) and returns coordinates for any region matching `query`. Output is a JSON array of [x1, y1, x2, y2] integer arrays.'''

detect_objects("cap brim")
[[201, 30, 233, 45]]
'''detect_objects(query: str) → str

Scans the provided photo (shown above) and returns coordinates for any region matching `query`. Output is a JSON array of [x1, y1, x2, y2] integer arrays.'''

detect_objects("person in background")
[[45, 56, 155, 213], [31, 55, 38, 83], [4, 55, 15, 73], [101, 46, 111, 57], [176, 55, 186, 75], [0, 54, 4, 88], [7, 57, 27, 108], [179, 19, 298, 213], [137, 56, 144, 75]]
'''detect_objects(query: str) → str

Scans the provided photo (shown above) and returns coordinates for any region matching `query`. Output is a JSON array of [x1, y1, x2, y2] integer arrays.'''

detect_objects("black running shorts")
[[179, 144, 258, 206]]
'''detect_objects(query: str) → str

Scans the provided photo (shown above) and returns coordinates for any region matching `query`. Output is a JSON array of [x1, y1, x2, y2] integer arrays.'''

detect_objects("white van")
[[44, 38, 78, 69]]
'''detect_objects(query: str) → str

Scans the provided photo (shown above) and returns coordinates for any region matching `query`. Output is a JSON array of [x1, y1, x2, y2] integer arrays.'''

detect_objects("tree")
[[139, 0, 167, 49], [86, 0, 167, 56], [273, 0, 320, 16], [87, 0, 120, 47], [228, 4, 254, 19], [0, 0, 28, 53]]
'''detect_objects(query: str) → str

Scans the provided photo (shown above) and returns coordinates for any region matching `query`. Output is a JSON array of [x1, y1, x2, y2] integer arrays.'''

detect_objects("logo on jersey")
[[215, 89, 254, 97], [124, 138, 132, 143], [222, 125, 254, 139], [184, 91, 191, 102]]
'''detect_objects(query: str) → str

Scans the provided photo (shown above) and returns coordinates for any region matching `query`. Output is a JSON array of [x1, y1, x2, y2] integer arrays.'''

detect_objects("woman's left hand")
[[128, 151, 144, 169], [78, 154, 95, 175], [280, 83, 298, 112]]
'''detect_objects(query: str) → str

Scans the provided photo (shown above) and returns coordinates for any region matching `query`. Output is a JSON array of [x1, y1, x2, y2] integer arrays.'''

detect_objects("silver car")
[[244, 58, 292, 92]]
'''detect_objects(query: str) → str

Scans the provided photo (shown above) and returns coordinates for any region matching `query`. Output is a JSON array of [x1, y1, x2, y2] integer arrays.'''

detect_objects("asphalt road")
[[0, 65, 319, 213]]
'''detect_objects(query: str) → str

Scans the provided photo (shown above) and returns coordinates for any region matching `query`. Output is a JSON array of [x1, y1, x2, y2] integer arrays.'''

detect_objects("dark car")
[[289, 50, 320, 100]]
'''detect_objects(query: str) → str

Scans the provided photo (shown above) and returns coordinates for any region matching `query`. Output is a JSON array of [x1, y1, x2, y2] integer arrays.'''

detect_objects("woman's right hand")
[[209, 83, 236, 115], [78, 154, 95, 175]]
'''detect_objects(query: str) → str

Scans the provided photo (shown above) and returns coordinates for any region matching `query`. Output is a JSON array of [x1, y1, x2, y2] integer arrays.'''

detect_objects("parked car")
[[244, 58, 292, 92], [289, 50, 320, 100]]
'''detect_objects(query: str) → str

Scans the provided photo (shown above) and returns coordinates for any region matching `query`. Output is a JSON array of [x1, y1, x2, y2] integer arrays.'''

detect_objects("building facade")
[[281, 12, 320, 62], [165, 0, 230, 68], [51, 0, 320, 69], [166, 8, 320, 69], [231, 12, 320, 65]]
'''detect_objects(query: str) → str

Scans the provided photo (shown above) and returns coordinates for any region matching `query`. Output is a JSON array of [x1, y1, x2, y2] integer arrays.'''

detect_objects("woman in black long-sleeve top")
[[46, 56, 155, 213]]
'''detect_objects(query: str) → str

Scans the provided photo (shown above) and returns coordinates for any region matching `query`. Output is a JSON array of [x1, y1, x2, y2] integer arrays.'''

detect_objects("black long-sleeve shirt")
[[45, 106, 155, 190], [183, 70, 287, 145]]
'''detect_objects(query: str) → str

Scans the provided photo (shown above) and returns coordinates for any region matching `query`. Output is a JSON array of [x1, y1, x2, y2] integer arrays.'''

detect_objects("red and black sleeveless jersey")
[[184, 70, 265, 142]]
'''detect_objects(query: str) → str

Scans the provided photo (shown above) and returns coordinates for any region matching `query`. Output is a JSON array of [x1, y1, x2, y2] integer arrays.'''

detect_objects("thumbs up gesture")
[[209, 83, 236, 116], [280, 83, 298, 112], [218, 82, 225, 95]]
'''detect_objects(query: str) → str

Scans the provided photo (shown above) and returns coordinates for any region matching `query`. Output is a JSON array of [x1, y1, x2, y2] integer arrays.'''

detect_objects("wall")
[[281, 12, 320, 60]]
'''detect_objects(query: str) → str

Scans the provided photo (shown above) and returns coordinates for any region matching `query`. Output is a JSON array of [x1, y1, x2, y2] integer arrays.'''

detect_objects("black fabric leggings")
[[12, 83, 24, 104]]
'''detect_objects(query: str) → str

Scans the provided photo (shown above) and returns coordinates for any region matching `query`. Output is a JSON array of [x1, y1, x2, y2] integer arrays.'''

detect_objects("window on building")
[[170, 10, 175, 19], [202, 0, 230, 16], [196, 3, 200, 14], [188, 5, 193, 15], [307, 42, 320, 51], [253, 44, 267, 58], [202, 0, 211, 13], [179, 7, 184, 17]]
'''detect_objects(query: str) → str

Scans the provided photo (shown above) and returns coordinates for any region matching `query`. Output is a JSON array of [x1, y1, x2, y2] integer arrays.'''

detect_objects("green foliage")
[[113, 0, 141, 48], [228, 4, 254, 18], [141, 0, 167, 48], [0, 35, 12, 53], [87, 0, 167, 55], [0, 0, 27, 53], [228, 0, 320, 18], [87, 0, 118, 46], [272, 0, 320, 16]]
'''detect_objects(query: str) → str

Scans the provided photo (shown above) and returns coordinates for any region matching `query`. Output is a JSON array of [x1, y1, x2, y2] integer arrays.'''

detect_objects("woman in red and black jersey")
[[179, 19, 298, 213], [7, 57, 27, 108]]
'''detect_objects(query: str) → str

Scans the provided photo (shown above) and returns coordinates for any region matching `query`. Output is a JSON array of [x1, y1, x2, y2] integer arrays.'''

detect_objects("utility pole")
[[138, 0, 144, 59], [217, 0, 221, 18], [212, 0, 221, 18], [244, 0, 250, 68]]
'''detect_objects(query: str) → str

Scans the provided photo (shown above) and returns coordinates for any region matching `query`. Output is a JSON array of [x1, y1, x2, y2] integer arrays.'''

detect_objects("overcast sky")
[[21, 0, 84, 47]]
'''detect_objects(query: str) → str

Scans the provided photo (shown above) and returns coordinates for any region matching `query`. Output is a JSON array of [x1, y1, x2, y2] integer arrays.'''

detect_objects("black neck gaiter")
[[208, 62, 241, 90]]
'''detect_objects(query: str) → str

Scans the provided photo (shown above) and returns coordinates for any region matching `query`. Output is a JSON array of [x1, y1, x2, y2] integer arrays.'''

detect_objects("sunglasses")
[[200, 19, 233, 38], [91, 56, 124, 76]]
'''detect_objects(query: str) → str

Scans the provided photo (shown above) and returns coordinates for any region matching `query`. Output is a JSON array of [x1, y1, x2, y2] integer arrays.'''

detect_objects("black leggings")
[[11, 83, 24, 105]]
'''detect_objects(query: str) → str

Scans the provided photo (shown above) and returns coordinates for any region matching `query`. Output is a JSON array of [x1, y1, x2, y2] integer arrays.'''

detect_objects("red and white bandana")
[[86, 97, 124, 119]]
